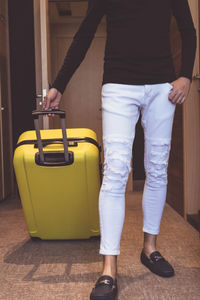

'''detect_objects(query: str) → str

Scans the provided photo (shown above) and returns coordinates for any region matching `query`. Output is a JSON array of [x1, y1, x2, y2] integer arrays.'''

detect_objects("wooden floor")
[[0, 191, 200, 300]]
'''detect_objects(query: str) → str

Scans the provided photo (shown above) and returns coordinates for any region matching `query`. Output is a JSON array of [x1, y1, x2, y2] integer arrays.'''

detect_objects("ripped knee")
[[101, 135, 133, 193], [145, 140, 171, 188]]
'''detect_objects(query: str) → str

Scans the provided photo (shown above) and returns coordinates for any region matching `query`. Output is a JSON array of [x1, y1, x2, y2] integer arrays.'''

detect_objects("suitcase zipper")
[[15, 137, 101, 152]]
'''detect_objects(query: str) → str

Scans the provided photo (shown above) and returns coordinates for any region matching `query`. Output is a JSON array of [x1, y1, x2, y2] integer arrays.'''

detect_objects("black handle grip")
[[32, 109, 69, 163], [32, 109, 65, 119]]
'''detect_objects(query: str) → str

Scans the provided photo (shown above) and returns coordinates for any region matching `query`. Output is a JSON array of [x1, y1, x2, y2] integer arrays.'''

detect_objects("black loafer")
[[90, 275, 118, 300], [140, 249, 175, 277]]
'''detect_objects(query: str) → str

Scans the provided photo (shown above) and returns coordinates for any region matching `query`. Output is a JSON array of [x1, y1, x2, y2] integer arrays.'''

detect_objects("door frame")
[[33, 0, 51, 129]]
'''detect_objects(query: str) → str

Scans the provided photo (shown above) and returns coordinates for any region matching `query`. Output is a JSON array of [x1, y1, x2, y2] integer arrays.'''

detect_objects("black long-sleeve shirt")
[[51, 0, 197, 95]]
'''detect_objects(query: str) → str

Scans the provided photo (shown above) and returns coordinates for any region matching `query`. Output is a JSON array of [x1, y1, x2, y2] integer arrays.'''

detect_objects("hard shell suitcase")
[[13, 109, 102, 240]]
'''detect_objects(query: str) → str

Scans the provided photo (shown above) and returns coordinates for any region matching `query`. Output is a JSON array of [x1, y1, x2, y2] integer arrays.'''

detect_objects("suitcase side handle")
[[32, 109, 69, 163]]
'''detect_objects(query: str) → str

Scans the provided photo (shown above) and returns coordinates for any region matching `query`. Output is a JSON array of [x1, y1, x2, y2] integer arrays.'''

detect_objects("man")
[[43, 1, 197, 299]]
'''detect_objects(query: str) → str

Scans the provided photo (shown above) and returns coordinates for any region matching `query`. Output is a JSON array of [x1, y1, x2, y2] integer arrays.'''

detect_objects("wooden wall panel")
[[183, 0, 200, 217], [166, 15, 184, 216]]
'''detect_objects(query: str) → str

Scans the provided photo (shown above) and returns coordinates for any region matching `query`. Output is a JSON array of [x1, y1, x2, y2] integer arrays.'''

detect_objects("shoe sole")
[[90, 296, 118, 300], [90, 290, 118, 300]]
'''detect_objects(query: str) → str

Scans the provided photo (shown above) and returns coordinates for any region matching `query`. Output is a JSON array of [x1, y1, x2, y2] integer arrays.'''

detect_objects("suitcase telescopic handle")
[[32, 109, 65, 118], [32, 109, 69, 163]]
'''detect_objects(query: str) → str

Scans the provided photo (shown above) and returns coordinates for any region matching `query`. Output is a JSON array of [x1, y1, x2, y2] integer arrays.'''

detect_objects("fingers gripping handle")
[[32, 109, 69, 163]]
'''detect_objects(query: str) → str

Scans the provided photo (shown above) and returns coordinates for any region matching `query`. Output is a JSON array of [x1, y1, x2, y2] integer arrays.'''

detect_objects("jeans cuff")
[[143, 227, 160, 235], [99, 249, 120, 255]]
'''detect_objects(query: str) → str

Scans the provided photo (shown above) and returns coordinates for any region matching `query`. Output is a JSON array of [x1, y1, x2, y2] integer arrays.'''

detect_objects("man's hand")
[[168, 77, 191, 105], [42, 88, 62, 117]]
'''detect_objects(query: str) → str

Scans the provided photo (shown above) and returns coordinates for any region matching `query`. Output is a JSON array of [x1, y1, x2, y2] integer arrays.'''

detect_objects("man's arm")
[[171, 0, 197, 82], [51, 0, 106, 95]]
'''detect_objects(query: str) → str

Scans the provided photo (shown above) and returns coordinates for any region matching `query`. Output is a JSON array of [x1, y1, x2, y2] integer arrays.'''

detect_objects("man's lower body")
[[90, 82, 176, 300]]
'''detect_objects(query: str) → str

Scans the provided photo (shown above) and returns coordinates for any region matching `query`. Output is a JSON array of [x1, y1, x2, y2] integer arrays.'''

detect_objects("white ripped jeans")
[[99, 82, 176, 255]]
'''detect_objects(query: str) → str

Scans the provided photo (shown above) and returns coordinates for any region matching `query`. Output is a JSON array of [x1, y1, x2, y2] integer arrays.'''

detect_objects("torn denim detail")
[[101, 136, 133, 193], [145, 142, 171, 188], [104, 154, 132, 177]]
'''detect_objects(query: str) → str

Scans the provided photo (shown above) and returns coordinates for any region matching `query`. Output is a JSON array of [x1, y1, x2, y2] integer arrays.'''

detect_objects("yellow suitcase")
[[13, 109, 102, 240]]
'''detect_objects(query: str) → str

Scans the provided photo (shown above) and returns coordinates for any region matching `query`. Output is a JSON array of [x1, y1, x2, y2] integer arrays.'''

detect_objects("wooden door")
[[0, 0, 13, 201], [0, 72, 3, 201], [183, 0, 200, 218], [167, 0, 200, 219], [33, 0, 51, 129], [166, 14, 184, 215]]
